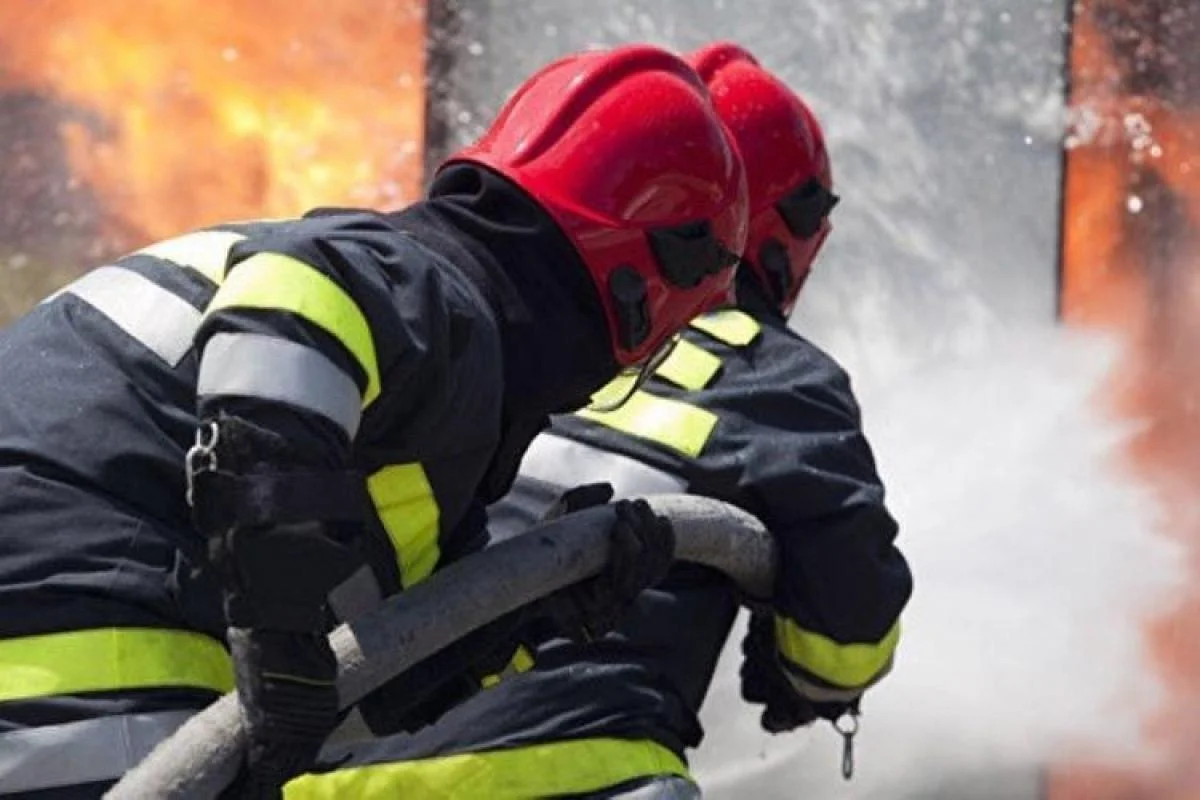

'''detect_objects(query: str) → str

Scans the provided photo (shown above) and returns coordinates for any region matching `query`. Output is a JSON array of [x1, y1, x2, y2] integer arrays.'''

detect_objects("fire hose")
[[105, 494, 777, 799]]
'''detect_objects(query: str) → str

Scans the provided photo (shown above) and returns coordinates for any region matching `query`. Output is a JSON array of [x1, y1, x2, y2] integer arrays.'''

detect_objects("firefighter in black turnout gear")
[[0, 44, 749, 798], [287, 43, 912, 799]]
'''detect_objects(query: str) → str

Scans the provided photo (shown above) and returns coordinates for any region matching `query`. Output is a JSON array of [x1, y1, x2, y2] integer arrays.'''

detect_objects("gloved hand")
[[740, 611, 819, 733], [743, 611, 869, 737], [543, 497, 675, 641], [208, 521, 362, 797], [226, 628, 339, 798]]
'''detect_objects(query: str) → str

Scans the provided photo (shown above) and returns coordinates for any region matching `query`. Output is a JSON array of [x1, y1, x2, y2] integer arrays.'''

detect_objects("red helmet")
[[688, 42, 838, 317], [441, 44, 749, 365]]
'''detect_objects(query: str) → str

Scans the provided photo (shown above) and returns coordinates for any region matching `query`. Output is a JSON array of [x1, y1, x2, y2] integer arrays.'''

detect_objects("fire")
[[0, 0, 427, 252], [1054, 1, 1200, 797]]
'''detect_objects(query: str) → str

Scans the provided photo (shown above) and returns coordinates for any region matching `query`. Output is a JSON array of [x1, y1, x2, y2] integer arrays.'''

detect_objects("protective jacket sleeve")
[[194, 212, 459, 465], [705, 334, 911, 704]]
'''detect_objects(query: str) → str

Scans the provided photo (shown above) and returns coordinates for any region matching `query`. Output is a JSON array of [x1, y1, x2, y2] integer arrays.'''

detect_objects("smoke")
[[692, 327, 1184, 799]]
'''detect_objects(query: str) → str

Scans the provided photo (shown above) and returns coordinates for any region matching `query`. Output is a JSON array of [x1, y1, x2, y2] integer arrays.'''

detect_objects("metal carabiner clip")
[[834, 710, 860, 781], [184, 420, 221, 508]]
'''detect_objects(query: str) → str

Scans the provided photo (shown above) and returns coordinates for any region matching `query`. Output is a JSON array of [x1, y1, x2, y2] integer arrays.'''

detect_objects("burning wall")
[[0, 0, 428, 320], [1052, 1, 1200, 797]]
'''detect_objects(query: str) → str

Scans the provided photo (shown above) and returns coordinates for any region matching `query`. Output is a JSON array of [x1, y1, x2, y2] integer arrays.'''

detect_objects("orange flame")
[[0, 0, 427, 252], [1054, 1, 1200, 797]]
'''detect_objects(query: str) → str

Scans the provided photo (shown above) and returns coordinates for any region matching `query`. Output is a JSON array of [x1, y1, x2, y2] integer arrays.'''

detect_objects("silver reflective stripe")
[[328, 564, 384, 622], [64, 266, 201, 367], [197, 332, 363, 438], [781, 657, 888, 704], [599, 776, 701, 800], [518, 433, 688, 500], [0, 709, 194, 794]]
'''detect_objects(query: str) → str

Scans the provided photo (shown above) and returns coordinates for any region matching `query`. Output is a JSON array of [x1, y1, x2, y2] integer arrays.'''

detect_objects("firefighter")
[[0, 44, 749, 798], [285, 42, 913, 800]]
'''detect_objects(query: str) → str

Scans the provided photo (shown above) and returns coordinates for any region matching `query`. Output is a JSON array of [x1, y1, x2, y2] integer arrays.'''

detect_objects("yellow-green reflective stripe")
[[136, 230, 246, 285], [511, 645, 534, 672], [578, 391, 718, 458], [774, 616, 900, 689], [285, 737, 690, 800], [0, 628, 233, 703], [653, 338, 721, 390], [690, 309, 761, 347], [480, 645, 535, 689], [368, 464, 441, 589], [205, 252, 381, 405], [587, 373, 637, 410]]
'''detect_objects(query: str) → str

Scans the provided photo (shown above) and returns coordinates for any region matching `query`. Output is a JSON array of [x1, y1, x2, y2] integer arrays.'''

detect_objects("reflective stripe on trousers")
[[285, 737, 691, 799], [517, 433, 688, 501], [0, 710, 196, 795], [0, 627, 233, 704]]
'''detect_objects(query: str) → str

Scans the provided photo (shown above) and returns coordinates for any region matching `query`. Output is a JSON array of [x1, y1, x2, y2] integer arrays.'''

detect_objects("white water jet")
[[693, 328, 1182, 798]]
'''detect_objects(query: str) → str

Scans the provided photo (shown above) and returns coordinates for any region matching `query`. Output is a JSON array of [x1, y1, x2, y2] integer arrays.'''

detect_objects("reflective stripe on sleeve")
[[135, 230, 246, 285], [62, 266, 202, 367], [197, 332, 364, 438], [689, 309, 762, 347], [0, 710, 196, 795], [0, 627, 233, 704], [774, 616, 900, 690], [652, 338, 722, 391], [284, 737, 691, 800], [205, 252, 382, 404], [577, 392, 718, 458], [368, 464, 441, 589], [517, 433, 688, 499], [778, 663, 879, 705]]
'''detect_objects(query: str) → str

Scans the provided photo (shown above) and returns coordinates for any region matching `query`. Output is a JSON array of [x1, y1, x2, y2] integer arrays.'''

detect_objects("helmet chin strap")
[[585, 333, 681, 414]]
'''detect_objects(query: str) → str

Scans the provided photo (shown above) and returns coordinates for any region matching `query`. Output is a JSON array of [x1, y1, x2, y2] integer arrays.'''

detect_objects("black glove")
[[741, 614, 867, 780], [741, 612, 862, 732], [543, 497, 676, 641], [740, 611, 820, 733], [225, 629, 339, 798], [208, 523, 361, 797]]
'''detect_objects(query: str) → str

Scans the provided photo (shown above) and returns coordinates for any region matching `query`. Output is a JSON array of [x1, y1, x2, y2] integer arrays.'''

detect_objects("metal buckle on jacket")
[[185, 420, 221, 508]]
